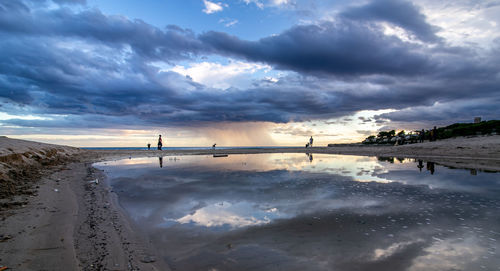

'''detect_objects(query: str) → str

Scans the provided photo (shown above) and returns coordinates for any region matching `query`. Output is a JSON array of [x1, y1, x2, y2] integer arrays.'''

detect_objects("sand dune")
[[0, 136, 81, 198]]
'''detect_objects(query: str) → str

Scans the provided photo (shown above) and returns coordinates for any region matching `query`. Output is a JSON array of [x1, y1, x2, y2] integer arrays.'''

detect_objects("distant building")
[[474, 117, 481, 123]]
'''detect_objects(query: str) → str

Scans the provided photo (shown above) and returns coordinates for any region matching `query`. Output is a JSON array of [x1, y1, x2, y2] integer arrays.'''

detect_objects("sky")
[[0, 0, 499, 147]]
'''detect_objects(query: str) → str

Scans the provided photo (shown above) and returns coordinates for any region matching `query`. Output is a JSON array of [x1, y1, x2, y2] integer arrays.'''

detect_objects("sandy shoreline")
[[84, 135, 500, 172], [1, 135, 500, 270]]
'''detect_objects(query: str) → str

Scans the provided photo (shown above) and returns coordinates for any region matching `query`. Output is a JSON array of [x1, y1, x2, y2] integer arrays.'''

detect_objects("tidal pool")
[[95, 153, 500, 271]]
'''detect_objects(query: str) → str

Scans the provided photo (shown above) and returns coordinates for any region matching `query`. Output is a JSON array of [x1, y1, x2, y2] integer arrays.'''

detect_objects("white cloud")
[[270, 0, 289, 6], [176, 202, 271, 228], [263, 76, 278, 83], [0, 112, 51, 121], [417, 0, 500, 48], [202, 0, 226, 14], [373, 240, 423, 260], [409, 235, 485, 271], [169, 60, 271, 89], [243, 0, 264, 9], [219, 18, 239, 27], [243, 0, 289, 8], [379, 22, 424, 44]]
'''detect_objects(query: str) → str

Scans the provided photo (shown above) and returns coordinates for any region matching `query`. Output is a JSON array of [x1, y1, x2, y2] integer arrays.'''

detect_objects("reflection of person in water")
[[427, 161, 435, 174], [159, 156, 163, 168], [306, 153, 313, 162], [417, 160, 424, 172]]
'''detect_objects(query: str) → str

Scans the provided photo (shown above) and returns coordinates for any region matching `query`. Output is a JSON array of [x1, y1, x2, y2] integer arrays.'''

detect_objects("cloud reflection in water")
[[95, 153, 500, 271], [175, 201, 272, 228]]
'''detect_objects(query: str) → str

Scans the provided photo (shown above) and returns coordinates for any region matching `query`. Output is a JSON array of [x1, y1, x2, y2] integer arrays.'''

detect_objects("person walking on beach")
[[157, 135, 163, 150], [147, 143, 151, 150], [420, 129, 425, 143], [309, 136, 313, 147]]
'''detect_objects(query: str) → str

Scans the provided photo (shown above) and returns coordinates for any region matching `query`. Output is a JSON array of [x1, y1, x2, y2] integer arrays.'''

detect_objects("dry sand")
[[1, 135, 499, 270]]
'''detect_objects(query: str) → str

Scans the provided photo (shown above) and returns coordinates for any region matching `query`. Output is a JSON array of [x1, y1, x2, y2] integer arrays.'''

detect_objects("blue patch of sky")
[[86, 0, 296, 40]]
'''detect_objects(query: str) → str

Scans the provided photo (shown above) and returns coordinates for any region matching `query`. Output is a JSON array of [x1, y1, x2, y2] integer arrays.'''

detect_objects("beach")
[[1, 135, 500, 270]]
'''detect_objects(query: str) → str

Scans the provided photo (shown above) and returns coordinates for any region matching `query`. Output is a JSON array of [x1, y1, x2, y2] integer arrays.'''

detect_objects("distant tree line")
[[362, 120, 500, 145]]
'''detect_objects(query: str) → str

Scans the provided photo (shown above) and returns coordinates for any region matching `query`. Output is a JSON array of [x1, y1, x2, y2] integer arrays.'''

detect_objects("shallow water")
[[95, 153, 500, 271]]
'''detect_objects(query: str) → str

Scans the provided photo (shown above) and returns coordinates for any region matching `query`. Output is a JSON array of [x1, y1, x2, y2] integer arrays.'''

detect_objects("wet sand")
[[1, 135, 499, 270], [0, 137, 168, 270]]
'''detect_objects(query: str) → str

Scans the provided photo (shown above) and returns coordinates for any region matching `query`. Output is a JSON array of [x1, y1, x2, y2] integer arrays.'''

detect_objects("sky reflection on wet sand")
[[95, 154, 500, 271]]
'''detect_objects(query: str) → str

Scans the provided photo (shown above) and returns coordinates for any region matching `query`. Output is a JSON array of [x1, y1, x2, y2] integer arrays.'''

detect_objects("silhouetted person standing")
[[309, 136, 313, 147], [158, 135, 163, 150], [147, 143, 151, 150], [420, 129, 425, 143], [432, 126, 437, 141]]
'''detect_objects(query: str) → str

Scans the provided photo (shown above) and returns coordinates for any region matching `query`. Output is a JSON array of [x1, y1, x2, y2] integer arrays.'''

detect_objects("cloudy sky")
[[1, 0, 499, 147]]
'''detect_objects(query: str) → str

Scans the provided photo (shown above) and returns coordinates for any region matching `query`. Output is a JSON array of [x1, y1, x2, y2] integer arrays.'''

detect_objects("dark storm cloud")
[[0, 2, 205, 61], [1, 81, 342, 127], [200, 21, 433, 76], [0, 0, 29, 13], [375, 98, 500, 123], [0, 36, 178, 109], [0, 0, 499, 129], [358, 117, 372, 122], [341, 0, 441, 42]]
